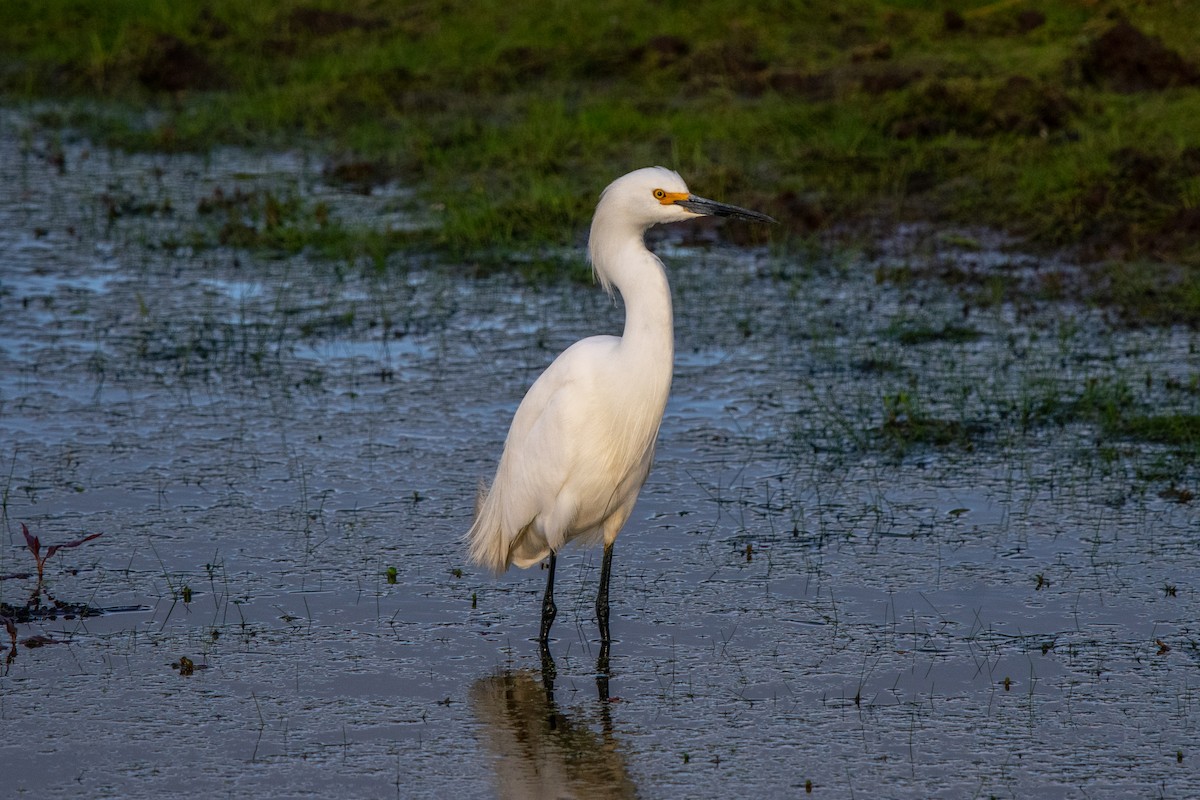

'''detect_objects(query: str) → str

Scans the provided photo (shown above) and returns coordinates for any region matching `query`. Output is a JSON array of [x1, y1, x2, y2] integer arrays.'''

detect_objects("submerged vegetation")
[[2, 0, 1200, 321], [868, 372, 1200, 462]]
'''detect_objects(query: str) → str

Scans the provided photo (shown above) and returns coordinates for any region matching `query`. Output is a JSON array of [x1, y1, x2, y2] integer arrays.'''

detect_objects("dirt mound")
[[890, 76, 1077, 139], [137, 34, 228, 93], [1080, 21, 1200, 92], [284, 7, 384, 36]]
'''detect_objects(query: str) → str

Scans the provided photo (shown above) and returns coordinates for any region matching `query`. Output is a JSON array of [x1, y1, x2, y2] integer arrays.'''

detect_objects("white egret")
[[466, 166, 774, 649]]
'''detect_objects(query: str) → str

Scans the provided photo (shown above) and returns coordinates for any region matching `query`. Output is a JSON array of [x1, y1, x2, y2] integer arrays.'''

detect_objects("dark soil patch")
[[940, 8, 1045, 36], [1080, 21, 1200, 92], [629, 35, 692, 69], [768, 70, 837, 100], [323, 159, 397, 194], [770, 190, 829, 233], [685, 35, 770, 95], [1015, 10, 1046, 34], [137, 34, 228, 93], [860, 65, 923, 95], [190, 7, 232, 41], [850, 41, 892, 64], [891, 77, 1077, 139], [283, 7, 386, 37]]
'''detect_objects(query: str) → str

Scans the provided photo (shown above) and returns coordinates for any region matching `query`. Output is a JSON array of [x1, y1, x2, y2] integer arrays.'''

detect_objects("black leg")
[[539, 552, 557, 652], [596, 542, 614, 644]]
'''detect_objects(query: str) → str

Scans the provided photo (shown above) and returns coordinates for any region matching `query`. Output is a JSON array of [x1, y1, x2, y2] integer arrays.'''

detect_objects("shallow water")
[[1, 108, 1198, 798]]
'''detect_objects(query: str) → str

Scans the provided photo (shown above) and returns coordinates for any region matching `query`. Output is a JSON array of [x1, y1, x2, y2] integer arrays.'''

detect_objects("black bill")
[[675, 195, 777, 224]]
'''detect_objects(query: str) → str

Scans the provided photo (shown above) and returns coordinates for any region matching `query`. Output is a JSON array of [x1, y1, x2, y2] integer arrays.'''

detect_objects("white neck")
[[588, 213, 675, 368]]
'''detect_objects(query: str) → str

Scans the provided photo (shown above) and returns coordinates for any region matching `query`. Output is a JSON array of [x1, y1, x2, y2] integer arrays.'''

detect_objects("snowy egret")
[[466, 166, 774, 649]]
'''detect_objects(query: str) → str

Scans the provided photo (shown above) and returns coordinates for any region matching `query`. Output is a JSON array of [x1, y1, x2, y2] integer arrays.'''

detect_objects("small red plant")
[[21, 524, 103, 582]]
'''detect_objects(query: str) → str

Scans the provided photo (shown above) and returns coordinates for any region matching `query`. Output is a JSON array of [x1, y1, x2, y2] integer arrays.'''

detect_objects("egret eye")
[[653, 189, 666, 199]]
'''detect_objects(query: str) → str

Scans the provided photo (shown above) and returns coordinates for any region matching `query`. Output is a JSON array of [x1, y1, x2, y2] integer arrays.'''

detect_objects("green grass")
[[1117, 414, 1200, 445], [1024, 376, 1200, 452], [856, 363, 1200, 459], [879, 389, 983, 451], [888, 320, 982, 346], [3, 0, 1200, 318]]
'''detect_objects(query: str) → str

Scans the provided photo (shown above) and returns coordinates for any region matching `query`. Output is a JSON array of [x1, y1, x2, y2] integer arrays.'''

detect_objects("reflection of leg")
[[595, 641, 611, 703], [596, 542, 614, 644], [539, 553, 557, 650], [540, 645, 557, 697]]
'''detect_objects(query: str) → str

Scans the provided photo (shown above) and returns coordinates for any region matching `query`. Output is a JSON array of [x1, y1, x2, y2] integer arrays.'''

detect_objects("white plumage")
[[466, 167, 773, 647]]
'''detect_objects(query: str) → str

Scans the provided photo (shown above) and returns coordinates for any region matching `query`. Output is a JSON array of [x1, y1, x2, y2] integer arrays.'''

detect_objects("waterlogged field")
[[1, 109, 1198, 798]]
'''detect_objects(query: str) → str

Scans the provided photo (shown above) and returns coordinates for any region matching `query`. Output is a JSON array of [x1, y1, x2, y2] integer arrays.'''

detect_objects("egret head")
[[588, 167, 775, 294], [595, 166, 776, 230]]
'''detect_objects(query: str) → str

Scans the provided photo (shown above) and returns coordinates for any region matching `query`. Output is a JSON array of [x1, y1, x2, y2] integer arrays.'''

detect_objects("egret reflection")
[[469, 654, 634, 800]]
